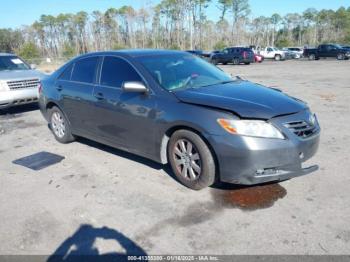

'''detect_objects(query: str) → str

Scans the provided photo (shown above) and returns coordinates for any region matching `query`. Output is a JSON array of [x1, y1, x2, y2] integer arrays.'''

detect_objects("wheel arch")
[[159, 125, 220, 180], [45, 101, 72, 127], [46, 101, 58, 110]]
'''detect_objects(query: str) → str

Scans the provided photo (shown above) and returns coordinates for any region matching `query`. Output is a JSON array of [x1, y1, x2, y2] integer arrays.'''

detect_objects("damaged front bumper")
[[209, 110, 321, 185]]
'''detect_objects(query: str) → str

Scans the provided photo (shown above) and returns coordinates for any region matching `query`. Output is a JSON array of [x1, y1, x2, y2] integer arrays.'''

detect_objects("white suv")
[[0, 53, 44, 109]]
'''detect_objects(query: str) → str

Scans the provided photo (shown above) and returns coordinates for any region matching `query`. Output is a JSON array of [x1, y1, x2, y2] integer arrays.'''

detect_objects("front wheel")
[[210, 58, 218, 65], [275, 54, 281, 61], [337, 53, 345, 60], [168, 130, 216, 190], [49, 106, 75, 144]]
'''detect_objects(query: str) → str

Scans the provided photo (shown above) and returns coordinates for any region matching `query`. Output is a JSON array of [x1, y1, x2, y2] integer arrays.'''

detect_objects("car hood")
[[173, 80, 307, 119], [0, 69, 45, 81]]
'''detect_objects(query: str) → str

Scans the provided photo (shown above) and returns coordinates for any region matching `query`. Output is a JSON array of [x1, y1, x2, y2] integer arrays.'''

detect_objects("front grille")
[[284, 121, 317, 139], [7, 79, 40, 90]]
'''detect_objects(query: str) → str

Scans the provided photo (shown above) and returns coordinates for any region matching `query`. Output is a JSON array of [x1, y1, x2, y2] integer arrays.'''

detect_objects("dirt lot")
[[0, 59, 349, 257]]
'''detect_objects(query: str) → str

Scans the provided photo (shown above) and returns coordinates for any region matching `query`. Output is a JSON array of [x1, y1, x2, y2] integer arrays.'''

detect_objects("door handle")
[[56, 85, 63, 91], [94, 92, 105, 100]]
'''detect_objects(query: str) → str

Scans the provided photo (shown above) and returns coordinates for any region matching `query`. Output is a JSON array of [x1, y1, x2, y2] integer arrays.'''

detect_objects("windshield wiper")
[[219, 80, 237, 84], [199, 79, 236, 88]]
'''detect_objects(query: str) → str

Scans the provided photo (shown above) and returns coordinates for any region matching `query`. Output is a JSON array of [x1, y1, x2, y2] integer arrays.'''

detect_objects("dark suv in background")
[[210, 47, 255, 65]]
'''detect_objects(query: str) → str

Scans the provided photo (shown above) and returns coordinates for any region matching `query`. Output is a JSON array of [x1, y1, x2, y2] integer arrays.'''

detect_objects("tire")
[[48, 106, 75, 144], [223, 62, 228, 65], [337, 53, 345, 60], [308, 54, 316, 60], [211, 58, 218, 65], [233, 58, 240, 65], [244, 62, 250, 65], [275, 54, 281, 61], [168, 130, 216, 190]]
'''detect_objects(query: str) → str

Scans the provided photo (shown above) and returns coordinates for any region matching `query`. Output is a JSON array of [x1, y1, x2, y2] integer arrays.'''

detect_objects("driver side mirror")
[[122, 81, 148, 93]]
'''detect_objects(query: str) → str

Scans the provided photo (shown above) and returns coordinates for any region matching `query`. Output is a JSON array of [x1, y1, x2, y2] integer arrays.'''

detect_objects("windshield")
[[137, 53, 232, 91], [333, 44, 343, 49], [0, 56, 30, 71]]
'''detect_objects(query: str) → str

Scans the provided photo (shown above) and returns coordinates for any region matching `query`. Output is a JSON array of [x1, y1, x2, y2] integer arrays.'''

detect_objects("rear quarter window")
[[58, 63, 74, 81]]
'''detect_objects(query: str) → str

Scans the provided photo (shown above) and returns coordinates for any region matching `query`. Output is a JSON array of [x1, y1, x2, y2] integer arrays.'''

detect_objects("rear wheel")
[[233, 58, 240, 65], [244, 62, 250, 65], [168, 130, 216, 190], [308, 54, 316, 60], [49, 106, 75, 144]]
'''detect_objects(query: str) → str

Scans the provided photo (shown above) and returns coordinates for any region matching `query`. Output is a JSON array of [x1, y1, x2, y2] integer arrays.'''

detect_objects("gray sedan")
[[39, 50, 320, 190]]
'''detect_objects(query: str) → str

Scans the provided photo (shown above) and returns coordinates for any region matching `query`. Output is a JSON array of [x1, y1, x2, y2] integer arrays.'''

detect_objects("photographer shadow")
[[47, 224, 147, 262]]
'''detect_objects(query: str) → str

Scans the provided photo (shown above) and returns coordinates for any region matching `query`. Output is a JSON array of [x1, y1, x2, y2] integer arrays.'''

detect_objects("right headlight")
[[217, 119, 285, 139], [0, 80, 9, 92]]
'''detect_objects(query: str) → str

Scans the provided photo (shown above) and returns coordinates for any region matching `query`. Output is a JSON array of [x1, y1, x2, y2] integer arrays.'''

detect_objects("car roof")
[[78, 49, 187, 59], [0, 53, 15, 56]]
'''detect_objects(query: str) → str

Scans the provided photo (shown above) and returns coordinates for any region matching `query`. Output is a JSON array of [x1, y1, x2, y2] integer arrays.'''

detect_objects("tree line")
[[0, 0, 350, 60]]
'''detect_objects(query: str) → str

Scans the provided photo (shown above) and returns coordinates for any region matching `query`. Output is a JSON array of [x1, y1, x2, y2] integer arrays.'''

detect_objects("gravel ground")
[[0, 59, 349, 258]]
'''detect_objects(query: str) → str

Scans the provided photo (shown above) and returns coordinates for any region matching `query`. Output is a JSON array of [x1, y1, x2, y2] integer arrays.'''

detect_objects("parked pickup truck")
[[0, 53, 45, 109], [258, 47, 287, 61], [304, 44, 350, 60]]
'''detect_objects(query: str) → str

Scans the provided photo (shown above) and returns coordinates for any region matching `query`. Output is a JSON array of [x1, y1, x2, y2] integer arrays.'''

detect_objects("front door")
[[92, 56, 157, 155]]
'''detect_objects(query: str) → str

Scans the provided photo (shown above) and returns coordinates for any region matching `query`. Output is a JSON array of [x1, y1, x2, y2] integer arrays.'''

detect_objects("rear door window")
[[71, 57, 98, 84], [58, 63, 74, 81], [100, 56, 142, 88]]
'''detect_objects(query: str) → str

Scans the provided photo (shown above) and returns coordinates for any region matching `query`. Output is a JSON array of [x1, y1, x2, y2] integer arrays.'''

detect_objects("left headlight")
[[217, 119, 285, 139], [0, 80, 9, 92]]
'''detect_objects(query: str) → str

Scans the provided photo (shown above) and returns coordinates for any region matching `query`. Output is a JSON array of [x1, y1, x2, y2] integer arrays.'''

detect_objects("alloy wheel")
[[337, 53, 344, 60], [173, 139, 202, 181], [51, 111, 66, 138]]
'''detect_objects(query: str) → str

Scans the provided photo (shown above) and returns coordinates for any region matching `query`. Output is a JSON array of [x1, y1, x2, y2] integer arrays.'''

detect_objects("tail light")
[[243, 51, 247, 59]]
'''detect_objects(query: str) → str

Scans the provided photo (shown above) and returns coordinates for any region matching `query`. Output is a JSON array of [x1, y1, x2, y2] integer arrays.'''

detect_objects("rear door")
[[92, 56, 157, 154], [55, 56, 99, 134]]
